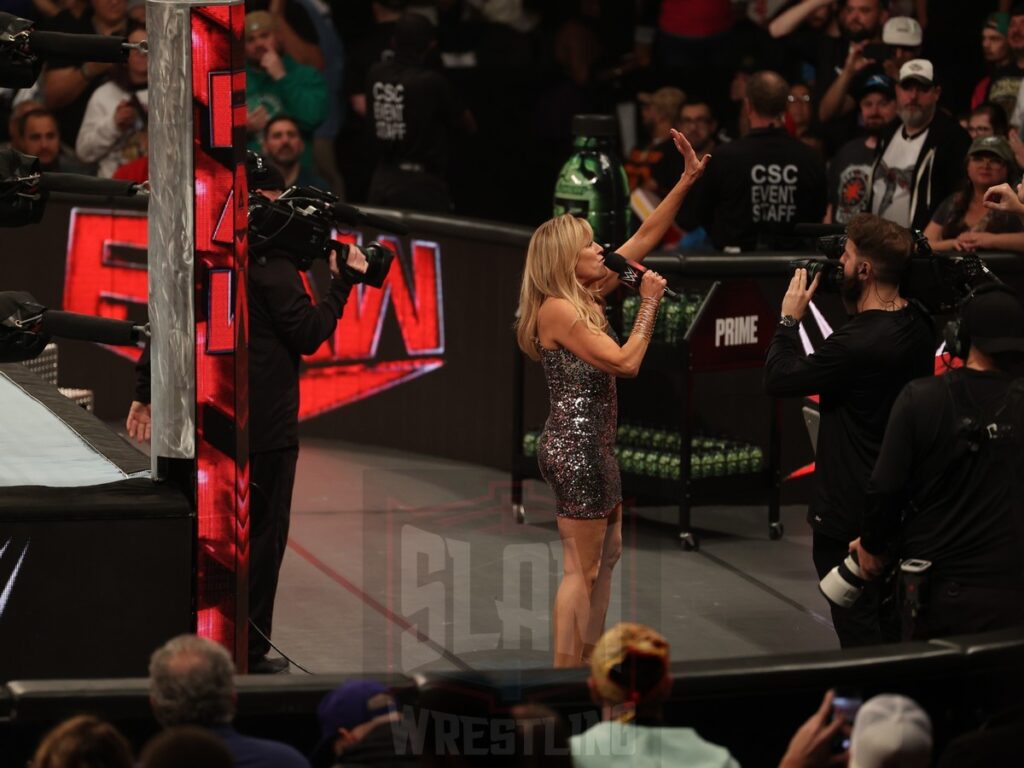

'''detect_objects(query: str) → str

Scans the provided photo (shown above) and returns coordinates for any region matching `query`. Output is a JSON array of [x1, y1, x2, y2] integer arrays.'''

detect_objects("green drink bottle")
[[553, 115, 631, 248]]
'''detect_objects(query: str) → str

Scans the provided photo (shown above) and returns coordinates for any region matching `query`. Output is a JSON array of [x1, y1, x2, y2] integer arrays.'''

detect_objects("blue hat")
[[317, 680, 396, 738], [858, 74, 895, 101]]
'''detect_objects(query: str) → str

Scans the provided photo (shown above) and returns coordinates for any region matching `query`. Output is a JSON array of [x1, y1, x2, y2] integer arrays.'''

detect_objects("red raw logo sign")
[[62, 210, 445, 417]]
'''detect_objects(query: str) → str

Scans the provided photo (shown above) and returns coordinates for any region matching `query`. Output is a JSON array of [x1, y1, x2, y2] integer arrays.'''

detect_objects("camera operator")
[[127, 160, 369, 673], [851, 286, 1024, 640], [764, 214, 934, 648]]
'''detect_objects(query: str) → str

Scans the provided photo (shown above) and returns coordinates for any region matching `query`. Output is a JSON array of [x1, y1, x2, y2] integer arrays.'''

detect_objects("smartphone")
[[862, 43, 892, 62], [831, 692, 863, 752]]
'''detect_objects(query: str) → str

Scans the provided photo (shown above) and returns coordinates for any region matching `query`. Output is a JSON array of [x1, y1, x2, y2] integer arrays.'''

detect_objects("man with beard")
[[14, 108, 93, 174], [972, 13, 1021, 122], [818, 15, 920, 126], [868, 59, 971, 230], [814, 0, 888, 99], [827, 74, 897, 224], [765, 214, 934, 648], [679, 100, 718, 161], [262, 115, 328, 189]]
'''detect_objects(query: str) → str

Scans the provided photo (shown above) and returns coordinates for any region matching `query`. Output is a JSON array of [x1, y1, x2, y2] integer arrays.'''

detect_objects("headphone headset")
[[942, 282, 1015, 360]]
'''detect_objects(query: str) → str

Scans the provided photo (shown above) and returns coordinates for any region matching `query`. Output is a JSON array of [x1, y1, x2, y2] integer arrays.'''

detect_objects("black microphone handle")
[[38, 173, 139, 197], [605, 252, 679, 299], [28, 31, 128, 63], [40, 311, 142, 346]]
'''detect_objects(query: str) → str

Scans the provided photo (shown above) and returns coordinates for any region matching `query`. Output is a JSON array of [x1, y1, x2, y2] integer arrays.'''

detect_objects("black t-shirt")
[[42, 8, 114, 146], [814, 35, 849, 100], [624, 135, 683, 196], [827, 136, 875, 224], [930, 192, 1024, 240], [764, 304, 935, 541], [248, 253, 352, 452], [679, 126, 826, 250], [345, 22, 397, 97], [366, 58, 464, 176], [863, 369, 1024, 585]]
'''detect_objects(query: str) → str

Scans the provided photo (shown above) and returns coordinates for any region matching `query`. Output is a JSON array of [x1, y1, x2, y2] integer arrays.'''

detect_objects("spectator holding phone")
[[819, 16, 921, 126]]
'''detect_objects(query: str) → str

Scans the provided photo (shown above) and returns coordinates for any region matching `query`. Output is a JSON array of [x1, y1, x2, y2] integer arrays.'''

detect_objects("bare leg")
[[581, 504, 623, 664], [554, 515, 609, 668]]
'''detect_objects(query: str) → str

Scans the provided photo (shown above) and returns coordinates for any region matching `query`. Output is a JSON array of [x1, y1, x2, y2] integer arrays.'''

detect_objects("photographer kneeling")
[[851, 286, 1024, 640], [765, 214, 934, 648]]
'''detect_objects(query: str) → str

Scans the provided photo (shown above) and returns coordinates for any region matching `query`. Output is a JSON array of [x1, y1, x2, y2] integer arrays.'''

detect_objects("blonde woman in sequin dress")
[[516, 128, 709, 667]]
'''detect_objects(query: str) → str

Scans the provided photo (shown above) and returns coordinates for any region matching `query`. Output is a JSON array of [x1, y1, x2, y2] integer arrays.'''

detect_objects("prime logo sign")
[[62, 210, 445, 416]]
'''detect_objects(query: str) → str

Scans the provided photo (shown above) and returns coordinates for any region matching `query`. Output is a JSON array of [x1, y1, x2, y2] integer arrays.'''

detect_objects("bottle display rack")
[[511, 279, 783, 550]]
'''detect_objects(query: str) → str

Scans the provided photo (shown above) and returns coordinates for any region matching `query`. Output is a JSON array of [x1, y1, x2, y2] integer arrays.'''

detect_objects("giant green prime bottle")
[[553, 114, 631, 247]]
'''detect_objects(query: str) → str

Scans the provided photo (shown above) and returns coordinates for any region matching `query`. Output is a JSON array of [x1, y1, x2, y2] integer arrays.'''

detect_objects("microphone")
[[603, 251, 679, 299], [26, 31, 132, 62], [0, 291, 147, 362], [38, 173, 143, 197], [40, 311, 148, 346], [0, 13, 133, 63]]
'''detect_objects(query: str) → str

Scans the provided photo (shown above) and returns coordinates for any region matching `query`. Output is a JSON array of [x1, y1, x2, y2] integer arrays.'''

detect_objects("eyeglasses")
[[967, 125, 994, 137], [788, 93, 812, 103], [680, 116, 712, 125]]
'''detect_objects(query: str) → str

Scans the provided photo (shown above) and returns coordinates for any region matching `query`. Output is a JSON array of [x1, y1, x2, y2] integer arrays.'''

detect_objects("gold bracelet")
[[630, 297, 660, 342]]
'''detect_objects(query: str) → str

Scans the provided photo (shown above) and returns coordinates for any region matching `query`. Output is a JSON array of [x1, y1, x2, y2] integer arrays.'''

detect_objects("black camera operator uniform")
[[678, 126, 826, 251], [134, 188, 354, 671], [246, 248, 353, 668], [860, 290, 1024, 640], [765, 302, 934, 647]]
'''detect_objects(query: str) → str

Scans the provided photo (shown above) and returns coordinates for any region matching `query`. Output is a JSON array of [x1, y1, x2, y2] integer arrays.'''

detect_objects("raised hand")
[[670, 127, 710, 184]]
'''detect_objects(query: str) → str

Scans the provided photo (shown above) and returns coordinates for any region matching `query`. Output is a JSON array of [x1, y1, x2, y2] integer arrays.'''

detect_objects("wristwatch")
[[779, 314, 798, 328]]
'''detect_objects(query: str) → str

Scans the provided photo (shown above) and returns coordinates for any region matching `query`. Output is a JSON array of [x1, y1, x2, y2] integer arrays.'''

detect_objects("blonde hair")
[[515, 214, 608, 360], [590, 622, 670, 723]]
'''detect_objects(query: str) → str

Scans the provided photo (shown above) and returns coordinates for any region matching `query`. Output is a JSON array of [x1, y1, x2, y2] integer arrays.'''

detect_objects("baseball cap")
[[638, 86, 686, 121], [967, 135, 1016, 165], [985, 12, 1010, 35], [244, 11, 275, 37], [899, 59, 934, 86], [858, 73, 895, 101], [883, 17, 923, 47], [963, 287, 1024, 355], [590, 623, 670, 718], [317, 680, 397, 739], [850, 694, 932, 768]]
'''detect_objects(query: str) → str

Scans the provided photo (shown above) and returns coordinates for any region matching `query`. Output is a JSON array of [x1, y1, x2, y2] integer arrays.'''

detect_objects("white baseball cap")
[[898, 59, 934, 86], [850, 694, 932, 768], [883, 17, 923, 47]]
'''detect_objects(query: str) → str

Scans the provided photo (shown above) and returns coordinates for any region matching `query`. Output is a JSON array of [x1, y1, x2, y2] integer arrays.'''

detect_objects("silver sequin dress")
[[536, 341, 621, 519]]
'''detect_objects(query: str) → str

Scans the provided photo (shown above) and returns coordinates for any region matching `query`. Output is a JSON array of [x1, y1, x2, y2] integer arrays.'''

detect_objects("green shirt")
[[246, 53, 327, 168], [570, 722, 741, 768]]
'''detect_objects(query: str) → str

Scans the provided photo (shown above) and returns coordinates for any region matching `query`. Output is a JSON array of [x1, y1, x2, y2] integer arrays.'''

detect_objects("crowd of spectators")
[[1, 0, 1021, 246], [18, 624, 1021, 767]]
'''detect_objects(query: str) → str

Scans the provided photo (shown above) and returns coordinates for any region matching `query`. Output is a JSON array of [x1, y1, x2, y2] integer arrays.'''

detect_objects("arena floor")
[[267, 437, 838, 676]]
